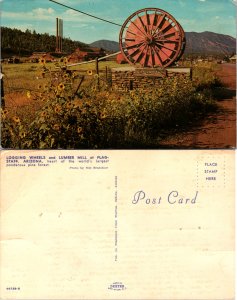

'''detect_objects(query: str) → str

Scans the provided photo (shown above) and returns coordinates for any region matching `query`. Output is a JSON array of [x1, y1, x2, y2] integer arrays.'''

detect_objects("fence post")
[[95, 57, 99, 90], [1, 67, 5, 109], [105, 66, 108, 81]]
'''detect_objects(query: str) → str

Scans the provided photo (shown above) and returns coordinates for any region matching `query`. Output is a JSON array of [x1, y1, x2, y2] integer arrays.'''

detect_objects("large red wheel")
[[119, 8, 186, 68]]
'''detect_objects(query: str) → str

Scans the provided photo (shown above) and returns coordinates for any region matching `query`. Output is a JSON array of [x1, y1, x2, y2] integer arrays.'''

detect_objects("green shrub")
[[1, 67, 217, 149]]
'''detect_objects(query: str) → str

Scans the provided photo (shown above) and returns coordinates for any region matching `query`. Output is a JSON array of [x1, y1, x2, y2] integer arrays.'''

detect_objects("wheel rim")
[[119, 8, 186, 68]]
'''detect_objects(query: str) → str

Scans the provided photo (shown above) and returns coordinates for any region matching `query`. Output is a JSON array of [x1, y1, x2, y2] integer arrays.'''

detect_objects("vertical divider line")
[[114, 175, 118, 261]]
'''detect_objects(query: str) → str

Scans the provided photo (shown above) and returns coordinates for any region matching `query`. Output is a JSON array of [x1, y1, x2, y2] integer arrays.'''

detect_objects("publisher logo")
[[108, 282, 126, 291]]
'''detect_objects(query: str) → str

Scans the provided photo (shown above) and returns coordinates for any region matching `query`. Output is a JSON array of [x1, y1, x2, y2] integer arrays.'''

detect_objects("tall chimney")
[[56, 17, 59, 52], [59, 19, 63, 53], [56, 17, 63, 53]]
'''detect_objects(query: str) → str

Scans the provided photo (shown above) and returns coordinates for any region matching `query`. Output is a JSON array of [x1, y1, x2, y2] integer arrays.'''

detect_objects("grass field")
[[3, 60, 120, 97], [3, 60, 121, 89], [2, 60, 220, 96], [1, 60, 221, 149]]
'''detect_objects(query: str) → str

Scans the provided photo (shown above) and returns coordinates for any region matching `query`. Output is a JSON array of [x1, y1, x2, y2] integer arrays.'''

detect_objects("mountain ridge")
[[90, 31, 236, 56], [1, 27, 235, 58]]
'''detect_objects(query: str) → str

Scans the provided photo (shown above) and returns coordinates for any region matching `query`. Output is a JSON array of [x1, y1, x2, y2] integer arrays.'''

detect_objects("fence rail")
[[66, 51, 121, 67]]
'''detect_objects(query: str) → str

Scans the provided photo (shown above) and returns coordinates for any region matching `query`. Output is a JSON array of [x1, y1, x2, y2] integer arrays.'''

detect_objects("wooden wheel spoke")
[[137, 15, 147, 33], [161, 32, 177, 38], [159, 28, 177, 39], [145, 46, 151, 66], [145, 11, 150, 27], [152, 46, 163, 66], [158, 39, 179, 43], [155, 42, 178, 52], [151, 47, 156, 67], [126, 42, 146, 57], [124, 41, 146, 50], [151, 12, 158, 32], [124, 38, 135, 42], [123, 36, 144, 43], [126, 29, 146, 40], [159, 22, 173, 35], [160, 49, 172, 60], [157, 14, 166, 29], [142, 45, 149, 66], [133, 44, 148, 64], [154, 45, 172, 61], [154, 31, 176, 40], [152, 14, 166, 35], [131, 20, 147, 37]]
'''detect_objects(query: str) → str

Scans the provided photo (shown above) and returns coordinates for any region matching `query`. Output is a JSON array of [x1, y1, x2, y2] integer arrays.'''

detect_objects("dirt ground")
[[159, 63, 236, 149]]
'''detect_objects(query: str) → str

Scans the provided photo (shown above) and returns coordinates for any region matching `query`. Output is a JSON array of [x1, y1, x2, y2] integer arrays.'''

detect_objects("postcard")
[[0, 149, 235, 299], [0, 0, 236, 299], [0, 0, 236, 149]]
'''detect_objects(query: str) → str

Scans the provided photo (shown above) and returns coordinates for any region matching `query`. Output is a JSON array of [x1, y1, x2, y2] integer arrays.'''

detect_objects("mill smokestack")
[[56, 17, 63, 53]]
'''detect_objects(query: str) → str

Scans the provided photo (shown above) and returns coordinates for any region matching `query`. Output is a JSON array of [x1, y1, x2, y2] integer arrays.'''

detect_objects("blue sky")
[[0, 0, 236, 43]]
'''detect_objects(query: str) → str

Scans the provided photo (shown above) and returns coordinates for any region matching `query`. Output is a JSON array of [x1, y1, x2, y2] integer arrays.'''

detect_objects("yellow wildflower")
[[72, 72, 77, 79], [9, 128, 14, 136], [66, 102, 73, 109], [54, 105, 62, 113], [53, 124, 61, 131], [57, 83, 65, 91], [73, 100, 83, 109], [2, 108, 9, 116], [100, 112, 107, 120], [87, 70, 93, 76], [85, 101, 91, 107], [26, 91, 31, 99], [19, 131, 26, 138], [77, 127, 83, 134], [1, 111, 7, 120], [40, 111, 47, 118], [12, 116, 21, 123], [39, 58, 46, 65]]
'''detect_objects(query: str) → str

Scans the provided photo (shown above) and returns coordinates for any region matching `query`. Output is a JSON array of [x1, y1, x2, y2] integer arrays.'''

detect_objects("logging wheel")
[[119, 8, 186, 68]]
